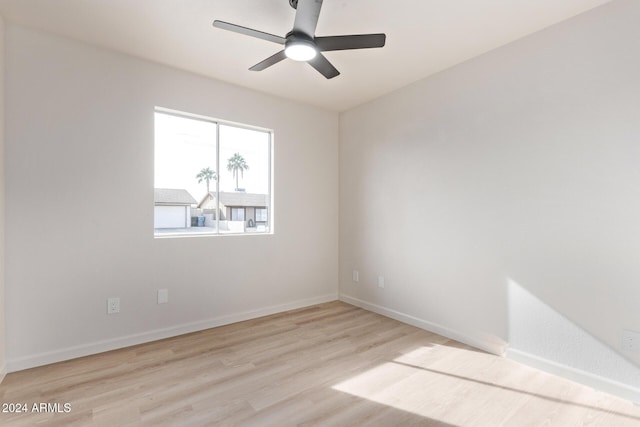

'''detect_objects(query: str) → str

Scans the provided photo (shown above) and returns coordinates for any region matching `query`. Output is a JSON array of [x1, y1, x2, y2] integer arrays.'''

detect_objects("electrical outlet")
[[378, 276, 385, 288], [158, 289, 169, 304], [622, 330, 640, 352], [107, 297, 120, 314], [352, 270, 359, 283]]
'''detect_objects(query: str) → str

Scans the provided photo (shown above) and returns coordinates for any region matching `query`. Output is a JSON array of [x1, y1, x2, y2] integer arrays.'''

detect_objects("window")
[[230, 208, 245, 222], [154, 109, 272, 236], [256, 208, 268, 223]]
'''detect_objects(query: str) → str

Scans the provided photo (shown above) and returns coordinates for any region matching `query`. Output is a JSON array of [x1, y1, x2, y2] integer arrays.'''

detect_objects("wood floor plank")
[[1, 301, 639, 426]]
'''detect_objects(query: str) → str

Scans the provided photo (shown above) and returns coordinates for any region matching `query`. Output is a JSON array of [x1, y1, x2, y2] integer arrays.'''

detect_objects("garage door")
[[154, 206, 187, 228]]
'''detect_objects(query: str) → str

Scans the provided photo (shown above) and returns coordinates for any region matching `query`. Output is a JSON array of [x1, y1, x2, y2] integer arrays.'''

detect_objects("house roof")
[[199, 191, 268, 208], [154, 188, 197, 205], [220, 192, 268, 207]]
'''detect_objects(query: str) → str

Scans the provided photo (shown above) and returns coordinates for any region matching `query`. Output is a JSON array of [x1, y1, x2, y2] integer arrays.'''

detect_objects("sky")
[[154, 112, 271, 203]]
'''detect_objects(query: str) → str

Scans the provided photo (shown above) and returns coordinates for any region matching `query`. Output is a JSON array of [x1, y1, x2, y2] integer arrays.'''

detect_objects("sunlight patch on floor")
[[331, 344, 640, 426], [332, 345, 481, 425]]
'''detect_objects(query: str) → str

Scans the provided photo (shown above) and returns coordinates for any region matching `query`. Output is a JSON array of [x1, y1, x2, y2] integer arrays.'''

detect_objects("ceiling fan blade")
[[315, 34, 386, 51], [308, 53, 340, 79], [293, 0, 323, 38], [213, 20, 286, 45], [249, 50, 288, 71]]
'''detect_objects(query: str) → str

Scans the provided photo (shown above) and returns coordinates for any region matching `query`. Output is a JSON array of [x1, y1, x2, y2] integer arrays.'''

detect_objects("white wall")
[[339, 0, 640, 399], [4, 24, 338, 370], [0, 14, 6, 382]]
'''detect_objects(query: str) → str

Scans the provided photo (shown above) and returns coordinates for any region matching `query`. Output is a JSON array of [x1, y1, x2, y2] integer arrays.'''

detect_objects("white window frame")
[[154, 107, 273, 237]]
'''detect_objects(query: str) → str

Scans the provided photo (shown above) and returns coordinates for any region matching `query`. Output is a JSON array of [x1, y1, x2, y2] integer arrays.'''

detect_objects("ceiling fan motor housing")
[[285, 31, 313, 44]]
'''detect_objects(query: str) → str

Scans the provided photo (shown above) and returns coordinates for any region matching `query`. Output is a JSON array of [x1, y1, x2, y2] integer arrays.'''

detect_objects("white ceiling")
[[0, 0, 612, 111]]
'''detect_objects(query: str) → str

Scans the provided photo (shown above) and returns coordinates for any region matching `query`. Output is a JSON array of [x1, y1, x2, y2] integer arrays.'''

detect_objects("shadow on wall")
[[506, 278, 640, 401]]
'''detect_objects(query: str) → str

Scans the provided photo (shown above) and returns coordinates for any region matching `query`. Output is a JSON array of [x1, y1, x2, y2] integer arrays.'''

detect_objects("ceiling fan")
[[212, 0, 386, 79]]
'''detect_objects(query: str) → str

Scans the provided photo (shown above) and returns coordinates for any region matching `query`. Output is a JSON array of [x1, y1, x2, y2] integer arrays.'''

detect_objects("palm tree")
[[227, 153, 249, 191], [196, 167, 217, 194]]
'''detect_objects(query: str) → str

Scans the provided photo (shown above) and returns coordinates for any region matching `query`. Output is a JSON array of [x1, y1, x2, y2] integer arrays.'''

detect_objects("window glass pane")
[[219, 125, 271, 234], [154, 112, 217, 236]]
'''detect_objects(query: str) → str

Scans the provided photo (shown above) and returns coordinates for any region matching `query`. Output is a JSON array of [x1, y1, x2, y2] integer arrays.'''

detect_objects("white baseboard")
[[7, 293, 338, 373], [507, 348, 640, 404], [339, 294, 640, 403], [339, 294, 506, 356]]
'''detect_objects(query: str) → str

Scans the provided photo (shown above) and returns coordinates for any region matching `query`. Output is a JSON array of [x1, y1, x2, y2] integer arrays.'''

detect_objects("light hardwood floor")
[[1, 301, 639, 426]]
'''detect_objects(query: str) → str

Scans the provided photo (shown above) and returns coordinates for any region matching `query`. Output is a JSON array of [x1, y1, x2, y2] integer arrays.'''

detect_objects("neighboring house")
[[198, 191, 269, 227], [154, 188, 197, 229]]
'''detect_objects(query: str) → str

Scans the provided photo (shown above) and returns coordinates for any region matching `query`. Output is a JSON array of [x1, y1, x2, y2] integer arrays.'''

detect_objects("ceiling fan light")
[[285, 41, 317, 61]]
